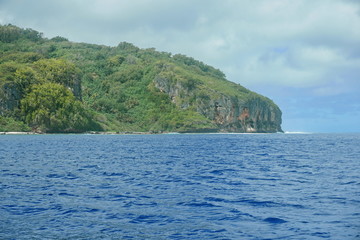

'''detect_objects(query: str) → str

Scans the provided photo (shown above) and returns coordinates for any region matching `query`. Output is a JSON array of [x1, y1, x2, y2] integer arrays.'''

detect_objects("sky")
[[1, 0, 359, 133]]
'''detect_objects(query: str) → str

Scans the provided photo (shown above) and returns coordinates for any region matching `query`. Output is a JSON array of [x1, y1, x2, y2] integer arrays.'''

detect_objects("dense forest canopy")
[[0, 24, 281, 133]]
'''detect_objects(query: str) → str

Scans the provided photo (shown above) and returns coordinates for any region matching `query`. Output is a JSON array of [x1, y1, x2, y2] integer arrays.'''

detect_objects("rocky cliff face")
[[154, 74, 282, 133], [0, 83, 21, 116]]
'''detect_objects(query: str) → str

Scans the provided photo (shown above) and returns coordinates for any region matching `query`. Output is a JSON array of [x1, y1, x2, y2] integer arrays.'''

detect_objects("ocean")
[[0, 133, 359, 239]]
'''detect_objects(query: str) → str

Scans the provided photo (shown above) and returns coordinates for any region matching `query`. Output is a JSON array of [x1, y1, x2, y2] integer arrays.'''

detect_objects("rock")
[[153, 72, 282, 133], [0, 83, 21, 115]]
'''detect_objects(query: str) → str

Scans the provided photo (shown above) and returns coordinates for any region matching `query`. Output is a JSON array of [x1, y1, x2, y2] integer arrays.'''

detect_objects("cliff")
[[0, 24, 282, 133], [0, 83, 21, 115], [153, 66, 282, 133]]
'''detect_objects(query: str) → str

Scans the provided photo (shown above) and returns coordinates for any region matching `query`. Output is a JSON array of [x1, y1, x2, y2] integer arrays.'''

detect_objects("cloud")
[[1, 0, 360, 132]]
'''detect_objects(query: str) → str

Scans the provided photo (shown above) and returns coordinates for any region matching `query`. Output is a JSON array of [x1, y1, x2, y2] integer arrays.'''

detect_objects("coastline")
[[0, 131, 161, 135], [0, 130, 282, 135], [0, 132, 39, 135]]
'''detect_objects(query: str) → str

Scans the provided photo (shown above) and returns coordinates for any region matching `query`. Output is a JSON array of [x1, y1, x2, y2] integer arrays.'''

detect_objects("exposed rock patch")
[[154, 73, 282, 133]]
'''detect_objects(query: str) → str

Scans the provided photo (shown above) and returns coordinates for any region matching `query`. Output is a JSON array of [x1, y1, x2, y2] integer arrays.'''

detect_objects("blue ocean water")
[[0, 133, 359, 240]]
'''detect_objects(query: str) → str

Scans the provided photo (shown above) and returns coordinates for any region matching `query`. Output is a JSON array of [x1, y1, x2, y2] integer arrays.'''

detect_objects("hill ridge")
[[0, 24, 282, 133]]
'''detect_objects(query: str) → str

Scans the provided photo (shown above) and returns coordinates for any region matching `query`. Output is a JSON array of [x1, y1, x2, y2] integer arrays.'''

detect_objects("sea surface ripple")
[[1, 133, 359, 239]]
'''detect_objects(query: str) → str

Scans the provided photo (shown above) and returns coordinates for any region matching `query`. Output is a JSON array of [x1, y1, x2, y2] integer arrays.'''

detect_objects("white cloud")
[[1, 0, 360, 132], [1, 0, 359, 90]]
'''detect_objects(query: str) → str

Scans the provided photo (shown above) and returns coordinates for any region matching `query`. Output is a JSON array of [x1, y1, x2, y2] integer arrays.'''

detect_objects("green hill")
[[0, 24, 282, 133]]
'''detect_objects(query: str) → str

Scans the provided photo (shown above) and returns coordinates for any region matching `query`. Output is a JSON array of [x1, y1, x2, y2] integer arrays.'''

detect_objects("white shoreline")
[[0, 132, 39, 135]]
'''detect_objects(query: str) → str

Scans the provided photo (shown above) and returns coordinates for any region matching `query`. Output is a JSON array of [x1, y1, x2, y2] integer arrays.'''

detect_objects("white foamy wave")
[[284, 131, 313, 134]]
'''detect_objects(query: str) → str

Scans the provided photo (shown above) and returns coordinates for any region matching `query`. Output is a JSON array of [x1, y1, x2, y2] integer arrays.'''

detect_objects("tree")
[[20, 82, 97, 132], [51, 36, 69, 42], [33, 59, 80, 88], [0, 24, 21, 43], [0, 24, 42, 43], [14, 66, 39, 96]]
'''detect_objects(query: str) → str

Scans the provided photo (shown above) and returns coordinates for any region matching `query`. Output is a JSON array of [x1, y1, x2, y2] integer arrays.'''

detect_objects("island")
[[0, 24, 282, 133]]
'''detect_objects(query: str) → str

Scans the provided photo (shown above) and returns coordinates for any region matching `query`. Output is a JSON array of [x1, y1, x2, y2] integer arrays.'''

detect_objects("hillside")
[[0, 24, 282, 133]]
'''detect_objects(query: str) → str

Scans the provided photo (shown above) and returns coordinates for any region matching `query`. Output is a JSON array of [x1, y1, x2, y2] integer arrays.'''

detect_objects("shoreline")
[[0, 131, 283, 135], [0, 131, 40, 135], [0, 131, 168, 135]]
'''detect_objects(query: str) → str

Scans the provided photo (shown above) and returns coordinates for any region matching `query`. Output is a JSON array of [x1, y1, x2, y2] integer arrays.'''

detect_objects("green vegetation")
[[0, 116, 30, 132], [0, 24, 280, 133], [21, 83, 100, 133]]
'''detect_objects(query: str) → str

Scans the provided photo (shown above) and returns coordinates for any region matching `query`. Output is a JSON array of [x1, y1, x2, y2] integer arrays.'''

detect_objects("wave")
[[284, 131, 313, 134]]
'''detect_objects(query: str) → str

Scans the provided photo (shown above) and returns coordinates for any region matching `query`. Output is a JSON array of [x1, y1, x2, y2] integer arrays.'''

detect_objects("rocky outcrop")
[[154, 74, 282, 133], [0, 83, 21, 116], [194, 93, 282, 133]]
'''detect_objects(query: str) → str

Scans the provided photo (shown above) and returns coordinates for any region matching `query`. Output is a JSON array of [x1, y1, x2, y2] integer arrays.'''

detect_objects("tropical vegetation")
[[0, 24, 279, 133]]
